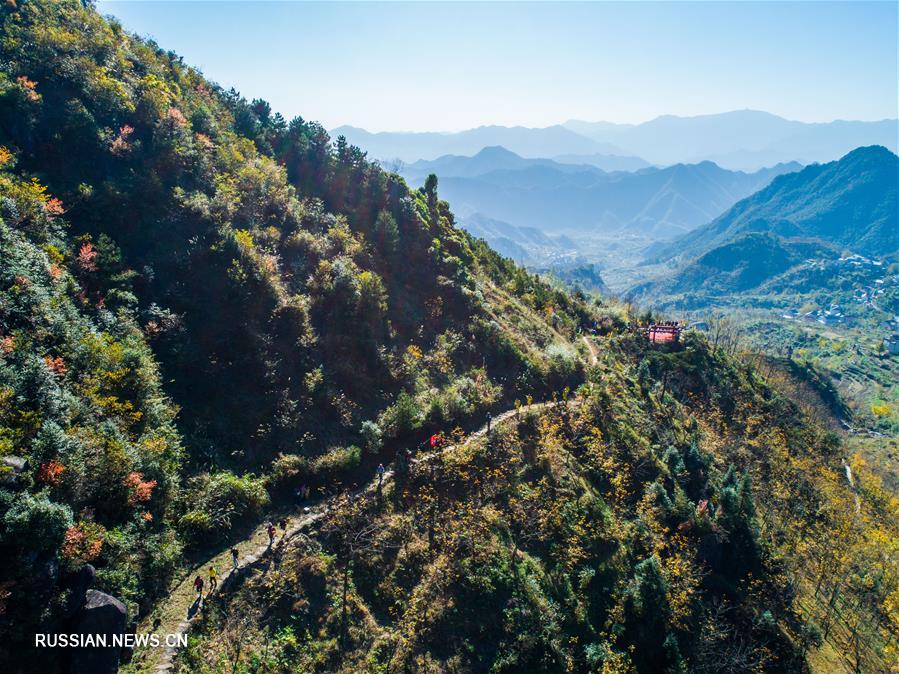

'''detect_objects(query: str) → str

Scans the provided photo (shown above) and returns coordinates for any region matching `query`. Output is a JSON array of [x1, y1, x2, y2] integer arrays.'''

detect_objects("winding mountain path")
[[582, 335, 599, 365], [133, 401, 564, 674]]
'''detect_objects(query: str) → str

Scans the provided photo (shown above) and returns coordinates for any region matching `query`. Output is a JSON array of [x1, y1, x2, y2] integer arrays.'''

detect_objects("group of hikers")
[[192, 559, 223, 599], [267, 518, 289, 545], [193, 517, 290, 601], [190, 417, 495, 605]]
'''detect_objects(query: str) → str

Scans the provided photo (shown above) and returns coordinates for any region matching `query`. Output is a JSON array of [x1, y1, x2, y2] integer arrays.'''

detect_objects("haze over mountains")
[[564, 110, 899, 169], [334, 110, 898, 171], [638, 145, 899, 302], [398, 146, 802, 243]]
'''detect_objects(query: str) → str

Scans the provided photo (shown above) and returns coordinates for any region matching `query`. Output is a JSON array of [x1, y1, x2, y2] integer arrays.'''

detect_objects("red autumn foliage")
[[110, 124, 134, 155], [76, 242, 98, 272], [16, 75, 39, 102], [37, 460, 66, 486], [44, 355, 67, 377], [44, 197, 64, 216], [62, 524, 103, 563], [165, 107, 188, 128], [125, 471, 157, 505]]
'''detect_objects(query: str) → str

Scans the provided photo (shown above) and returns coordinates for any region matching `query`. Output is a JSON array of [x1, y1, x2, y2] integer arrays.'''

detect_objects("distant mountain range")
[[552, 152, 653, 172], [332, 124, 630, 164], [334, 110, 897, 171], [636, 145, 899, 302], [398, 146, 801, 240], [564, 110, 899, 169], [399, 146, 604, 182]]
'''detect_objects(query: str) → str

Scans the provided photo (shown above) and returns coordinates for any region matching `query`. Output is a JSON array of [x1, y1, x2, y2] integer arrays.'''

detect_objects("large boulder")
[[0, 455, 28, 487], [69, 590, 126, 674], [62, 564, 96, 620]]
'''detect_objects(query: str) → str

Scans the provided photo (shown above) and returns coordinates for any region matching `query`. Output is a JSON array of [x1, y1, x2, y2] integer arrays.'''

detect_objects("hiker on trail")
[[429, 433, 446, 451], [231, 547, 239, 571], [267, 522, 276, 546], [208, 566, 217, 592], [279, 518, 287, 536], [377, 463, 385, 487], [194, 575, 203, 596], [296, 483, 309, 503], [487, 412, 492, 433]]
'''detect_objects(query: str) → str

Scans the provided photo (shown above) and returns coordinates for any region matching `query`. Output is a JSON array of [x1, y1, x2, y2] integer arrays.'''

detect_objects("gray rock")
[[70, 590, 127, 674], [63, 564, 96, 619], [1, 455, 27, 487]]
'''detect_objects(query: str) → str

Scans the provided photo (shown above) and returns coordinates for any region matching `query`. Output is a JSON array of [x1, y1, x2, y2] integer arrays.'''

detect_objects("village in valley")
[[771, 253, 899, 352]]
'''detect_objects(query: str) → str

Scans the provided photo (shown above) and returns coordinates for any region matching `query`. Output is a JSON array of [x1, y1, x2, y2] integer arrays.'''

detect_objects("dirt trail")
[[582, 335, 598, 365], [133, 401, 563, 674]]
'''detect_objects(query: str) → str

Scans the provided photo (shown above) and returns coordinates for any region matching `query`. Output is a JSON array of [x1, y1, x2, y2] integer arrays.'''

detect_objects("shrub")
[[1, 492, 72, 557], [178, 471, 269, 545], [359, 421, 382, 453], [313, 445, 361, 476], [267, 452, 314, 500], [378, 391, 423, 438], [543, 343, 583, 391]]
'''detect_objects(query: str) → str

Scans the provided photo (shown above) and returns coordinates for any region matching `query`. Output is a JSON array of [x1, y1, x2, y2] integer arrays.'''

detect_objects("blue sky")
[[97, 1, 898, 132]]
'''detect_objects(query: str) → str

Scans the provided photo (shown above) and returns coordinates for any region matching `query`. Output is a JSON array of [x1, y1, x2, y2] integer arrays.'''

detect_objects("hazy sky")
[[97, 1, 898, 132]]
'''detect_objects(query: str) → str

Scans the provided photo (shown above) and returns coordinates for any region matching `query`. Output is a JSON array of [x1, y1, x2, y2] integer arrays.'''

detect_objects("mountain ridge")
[[333, 110, 897, 170], [649, 145, 899, 264], [401, 148, 802, 240]]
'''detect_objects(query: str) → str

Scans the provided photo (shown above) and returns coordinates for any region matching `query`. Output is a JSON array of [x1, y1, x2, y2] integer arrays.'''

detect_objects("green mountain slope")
[[650, 146, 899, 264], [0, 0, 597, 466], [635, 233, 841, 305], [0, 163, 185, 657], [177, 331, 896, 674]]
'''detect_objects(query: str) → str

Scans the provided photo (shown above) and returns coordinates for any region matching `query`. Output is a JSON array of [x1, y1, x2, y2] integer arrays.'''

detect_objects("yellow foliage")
[[870, 402, 891, 417]]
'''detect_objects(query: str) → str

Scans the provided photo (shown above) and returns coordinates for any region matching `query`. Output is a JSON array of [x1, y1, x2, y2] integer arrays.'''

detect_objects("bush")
[[177, 471, 269, 545], [378, 391, 423, 437], [313, 445, 361, 476], [1, 491, 72, 558], [359, 420, 382, 453], [543, 343, 583, 392], [269, 453, 313, 492]]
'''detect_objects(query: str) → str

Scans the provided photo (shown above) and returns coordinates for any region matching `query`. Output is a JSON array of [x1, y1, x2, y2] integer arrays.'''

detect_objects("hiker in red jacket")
[[193, 575, 203, 596], [267, 522, 276, 546]]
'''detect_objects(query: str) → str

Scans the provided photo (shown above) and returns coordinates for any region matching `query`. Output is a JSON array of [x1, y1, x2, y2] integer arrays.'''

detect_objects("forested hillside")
[[0, 1, 596, 668], [179, 331, 898, 674], [0, 3, 895, 674]]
